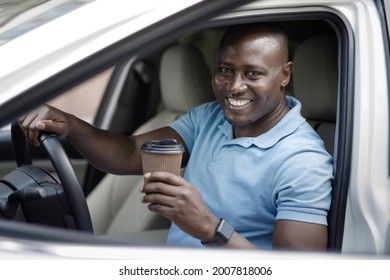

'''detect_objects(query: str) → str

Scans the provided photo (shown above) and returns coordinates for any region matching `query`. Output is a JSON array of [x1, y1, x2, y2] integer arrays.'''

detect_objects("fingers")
[[141, 182, 188, 221], [19, 109, 44, 145], [144, 171, 184, 185], [18, 105, 69, 145], [143, 194, 177, 212], [140, 172, 216, 241], [143, 171, 183, 189], [140, 171, 188, 212], [141, 172, 183, 198]]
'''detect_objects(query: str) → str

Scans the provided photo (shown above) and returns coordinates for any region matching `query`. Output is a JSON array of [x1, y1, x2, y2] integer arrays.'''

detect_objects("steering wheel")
[[10, 121, 93, 233]]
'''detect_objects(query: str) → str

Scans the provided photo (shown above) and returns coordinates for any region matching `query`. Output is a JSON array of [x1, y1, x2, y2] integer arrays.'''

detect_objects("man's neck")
[[233, 100, 290, 138]]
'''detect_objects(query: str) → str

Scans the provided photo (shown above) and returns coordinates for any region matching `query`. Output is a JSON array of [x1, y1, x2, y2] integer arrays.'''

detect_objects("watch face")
[[217, 219, 234, 242], [201, 219, 234, 246]]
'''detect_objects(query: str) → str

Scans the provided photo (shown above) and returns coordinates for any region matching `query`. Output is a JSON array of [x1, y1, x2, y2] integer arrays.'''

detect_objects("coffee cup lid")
[[141, 139, 184, 154]]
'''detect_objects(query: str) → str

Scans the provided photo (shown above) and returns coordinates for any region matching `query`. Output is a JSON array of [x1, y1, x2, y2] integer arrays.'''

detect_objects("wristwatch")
[[201, 219, 234, 246]]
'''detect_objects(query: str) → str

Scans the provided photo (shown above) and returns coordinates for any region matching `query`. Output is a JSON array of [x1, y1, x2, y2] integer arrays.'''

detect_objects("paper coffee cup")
[[141, 139, 184, 176]]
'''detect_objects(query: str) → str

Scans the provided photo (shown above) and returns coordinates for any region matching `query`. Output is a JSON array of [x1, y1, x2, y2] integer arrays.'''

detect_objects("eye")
[[217, 67, 233, 76], [246, 70, 261, 79]]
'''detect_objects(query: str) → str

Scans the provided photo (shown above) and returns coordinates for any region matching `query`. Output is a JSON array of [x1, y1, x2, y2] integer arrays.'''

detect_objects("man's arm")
[[272, 219, 328, 250], [19, 105, 186, 175]]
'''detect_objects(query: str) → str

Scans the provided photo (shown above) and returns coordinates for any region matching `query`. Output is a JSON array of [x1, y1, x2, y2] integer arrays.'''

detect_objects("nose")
[[228, 73, 247, 93]]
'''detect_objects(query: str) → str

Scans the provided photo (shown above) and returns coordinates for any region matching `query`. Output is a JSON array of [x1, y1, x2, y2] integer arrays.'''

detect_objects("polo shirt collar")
[[218, 96, 306, 149]]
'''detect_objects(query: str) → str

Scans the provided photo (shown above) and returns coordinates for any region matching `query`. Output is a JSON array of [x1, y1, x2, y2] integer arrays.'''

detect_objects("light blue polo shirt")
[[167, 96, 333, 249]]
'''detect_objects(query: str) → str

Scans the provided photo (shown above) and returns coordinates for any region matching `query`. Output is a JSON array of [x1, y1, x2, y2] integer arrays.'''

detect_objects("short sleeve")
[[169, 101, 219, 153], [272, 144, 333, 225]]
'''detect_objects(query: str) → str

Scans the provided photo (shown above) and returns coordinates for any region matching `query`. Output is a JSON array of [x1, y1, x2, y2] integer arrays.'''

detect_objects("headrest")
[[159, 44, 214, 112], [293, 34, 338, 122]]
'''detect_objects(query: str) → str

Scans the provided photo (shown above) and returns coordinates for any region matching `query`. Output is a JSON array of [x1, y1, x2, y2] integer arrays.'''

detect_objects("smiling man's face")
[[212, 25, 292, 138]]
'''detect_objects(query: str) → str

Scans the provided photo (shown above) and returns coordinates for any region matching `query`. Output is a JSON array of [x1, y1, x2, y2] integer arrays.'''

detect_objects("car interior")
[[0, 18, 341, 249], [87, 44, 215, 243]]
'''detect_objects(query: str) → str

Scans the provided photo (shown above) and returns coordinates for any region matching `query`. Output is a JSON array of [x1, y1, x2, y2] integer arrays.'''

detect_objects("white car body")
[[0, 0, 389, 263]]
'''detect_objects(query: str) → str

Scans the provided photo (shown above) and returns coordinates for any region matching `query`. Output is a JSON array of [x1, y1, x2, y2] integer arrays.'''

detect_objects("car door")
[[383, 0, 390, 254]]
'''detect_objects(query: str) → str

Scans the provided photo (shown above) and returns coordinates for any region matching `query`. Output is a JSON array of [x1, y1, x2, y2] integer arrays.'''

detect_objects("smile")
[[226, 97, 253, 108]]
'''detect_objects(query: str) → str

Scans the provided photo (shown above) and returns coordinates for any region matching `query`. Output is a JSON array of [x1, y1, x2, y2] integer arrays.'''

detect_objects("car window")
[[2, 12, 344, 248], [0, 67, 111, 132], [48, 67, 113, 124]]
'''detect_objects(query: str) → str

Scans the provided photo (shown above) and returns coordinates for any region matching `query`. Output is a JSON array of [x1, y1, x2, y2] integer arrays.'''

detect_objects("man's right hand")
[[18, 105, 72, 146]]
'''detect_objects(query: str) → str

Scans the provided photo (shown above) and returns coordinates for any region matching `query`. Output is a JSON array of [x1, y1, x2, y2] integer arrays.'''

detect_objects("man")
[[19, 23, 333, 250]]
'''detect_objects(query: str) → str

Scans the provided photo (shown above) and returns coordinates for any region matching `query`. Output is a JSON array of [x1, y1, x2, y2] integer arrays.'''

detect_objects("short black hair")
[[218, 22, 289, 62]]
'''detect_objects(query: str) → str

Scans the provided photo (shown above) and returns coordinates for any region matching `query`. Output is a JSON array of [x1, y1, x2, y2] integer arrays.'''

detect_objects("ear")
[[281, 61, 293, 89]]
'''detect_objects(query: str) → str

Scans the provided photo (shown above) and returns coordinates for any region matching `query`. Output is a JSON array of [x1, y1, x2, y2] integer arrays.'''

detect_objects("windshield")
[[0, 0, 94, 46]]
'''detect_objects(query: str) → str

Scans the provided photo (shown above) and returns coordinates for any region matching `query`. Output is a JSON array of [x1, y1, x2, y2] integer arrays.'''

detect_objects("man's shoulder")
[[192, 100, 220, 111], [188, 100, 223, 119]]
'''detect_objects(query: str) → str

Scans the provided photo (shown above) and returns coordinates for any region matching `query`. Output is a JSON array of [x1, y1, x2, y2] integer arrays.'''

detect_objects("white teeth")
[[227, 98, 252, 107]]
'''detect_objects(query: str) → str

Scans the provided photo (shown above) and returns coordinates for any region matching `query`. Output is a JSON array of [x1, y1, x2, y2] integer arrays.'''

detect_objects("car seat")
[[86, 44, 214, 243], [292, 33, 338, 156]]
